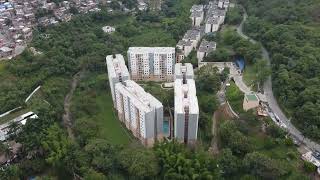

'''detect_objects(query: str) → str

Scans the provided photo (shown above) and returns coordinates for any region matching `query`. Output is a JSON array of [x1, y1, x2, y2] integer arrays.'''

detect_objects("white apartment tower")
[[174, 63, 199, 144], [106, 54, 130, 107], [115, 80, 163, 146], [127, 47, 175, 82]]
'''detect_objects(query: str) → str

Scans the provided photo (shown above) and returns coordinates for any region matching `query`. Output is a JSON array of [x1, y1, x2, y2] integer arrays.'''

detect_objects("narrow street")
[[236, 6, 320, 152]]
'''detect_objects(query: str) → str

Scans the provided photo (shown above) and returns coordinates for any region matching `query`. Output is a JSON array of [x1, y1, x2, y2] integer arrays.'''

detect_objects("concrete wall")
[[187, 113, 198, 141]]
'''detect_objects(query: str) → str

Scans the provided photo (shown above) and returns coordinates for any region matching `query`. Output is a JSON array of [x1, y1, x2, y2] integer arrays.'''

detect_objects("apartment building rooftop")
[[174, 79, 199, 114], [116, 80, 162, 113], [206, 16, 219, 24], [190, 11, 203, 18], [175, 63, 194, 79], [198, 40, 216, 53], [190, 4, 203, 12], [177, 39, 193, 46], [183, 29, 200, 41], [210, 9, 226, 16], [106, 54, 130, 79]]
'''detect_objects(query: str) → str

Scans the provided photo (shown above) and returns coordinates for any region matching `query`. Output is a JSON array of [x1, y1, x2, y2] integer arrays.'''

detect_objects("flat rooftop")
[[174, 79, 198, 114], [116, 80, 163, 113], [106, 54, 130, 78], [198, 40, 216, 53], [175, 63, 194, 78]]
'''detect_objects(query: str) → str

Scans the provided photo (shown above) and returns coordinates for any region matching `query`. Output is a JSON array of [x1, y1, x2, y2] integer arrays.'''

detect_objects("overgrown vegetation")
[[239, 0, 320, 141], [0, 0, 315, 179]]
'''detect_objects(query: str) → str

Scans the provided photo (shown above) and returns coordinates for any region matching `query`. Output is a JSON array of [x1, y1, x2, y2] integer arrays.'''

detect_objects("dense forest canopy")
[[239, 0, 320, 141], [0, 0, 317, 179]]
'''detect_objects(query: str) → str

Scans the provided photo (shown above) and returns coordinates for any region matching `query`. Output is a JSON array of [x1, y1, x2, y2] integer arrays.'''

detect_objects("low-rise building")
[[218, 0, 229, 9], [176, 40, 193, 62], [197, 40, 216, 62], [182, 29, 201, 49], [205, 16, 220, 33], [115, 80, 163, 147], [190, 5, 204, 27]]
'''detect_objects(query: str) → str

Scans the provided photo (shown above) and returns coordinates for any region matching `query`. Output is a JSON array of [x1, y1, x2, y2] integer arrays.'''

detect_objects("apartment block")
[[176, 40, 193, 62], [190, 4, 204, 27], [174, 63, 199, 145], [106, 54, 130, 107], [115, 80, 163, 146], [218, 0, 230, 9], [176, 29, 201, 62], [175, 63, 194, 80], [127, 47, 175, 82], [205, 1, 227, 34], [197, 40, 217, 62], [205, 16, 220, 33]]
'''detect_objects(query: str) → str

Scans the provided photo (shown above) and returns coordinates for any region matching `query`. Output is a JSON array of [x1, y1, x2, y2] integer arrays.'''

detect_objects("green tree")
[[41, 123, 72, 168], [117, 147, 160, 178], [253, 59, 271, 87]]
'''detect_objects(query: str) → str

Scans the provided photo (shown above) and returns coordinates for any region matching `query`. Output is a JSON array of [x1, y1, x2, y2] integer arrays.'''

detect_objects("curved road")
[[236, 8, 320, 152]]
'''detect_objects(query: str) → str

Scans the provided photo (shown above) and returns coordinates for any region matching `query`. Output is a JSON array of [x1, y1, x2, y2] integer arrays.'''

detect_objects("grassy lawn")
[[94, 93, 131, 145], [226, 81, 244, 113], [71, 72, 132, 146], [0, 62, 5, 73]]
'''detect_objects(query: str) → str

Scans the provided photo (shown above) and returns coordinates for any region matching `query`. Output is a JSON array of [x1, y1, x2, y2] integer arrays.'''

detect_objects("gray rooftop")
[[206, 16, 219, 24], [190, 4, 203, 12], [183, 29, 200, 41], [211, 9, 226, 17], [198, 40, 216, 53], [177, 40, 193, 47], [190, 11, 202, 18]]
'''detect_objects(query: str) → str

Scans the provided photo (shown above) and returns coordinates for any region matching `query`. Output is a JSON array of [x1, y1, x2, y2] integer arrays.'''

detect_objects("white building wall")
[[197, 51, 205, 62]]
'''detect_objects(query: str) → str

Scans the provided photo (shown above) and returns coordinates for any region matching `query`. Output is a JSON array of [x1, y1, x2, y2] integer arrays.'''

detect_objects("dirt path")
[[209, 111, 219, 154], [62, 70, 83, 140]]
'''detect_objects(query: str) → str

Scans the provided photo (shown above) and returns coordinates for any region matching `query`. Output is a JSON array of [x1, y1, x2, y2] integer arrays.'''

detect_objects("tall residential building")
[[175, 63, 194, 80], [115, 80, 163, 146], [174, 63, 199, 144], [106, 54, 130, 107], [127, 47, 175, 82]]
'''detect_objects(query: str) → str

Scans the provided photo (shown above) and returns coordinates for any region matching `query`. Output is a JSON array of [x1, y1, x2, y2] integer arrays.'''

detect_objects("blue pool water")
[[163, 121, 169, 136]]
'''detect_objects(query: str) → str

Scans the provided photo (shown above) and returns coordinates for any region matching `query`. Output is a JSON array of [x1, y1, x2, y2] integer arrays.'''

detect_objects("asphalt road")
[[236, 8, 320, 152]]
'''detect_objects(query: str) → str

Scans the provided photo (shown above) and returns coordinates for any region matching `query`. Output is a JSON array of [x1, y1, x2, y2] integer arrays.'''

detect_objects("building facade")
[[115, 80, 163, 146], [174, 63, 199, 145], [106, 54, 130, 107], [127, 47, 175, 82]]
